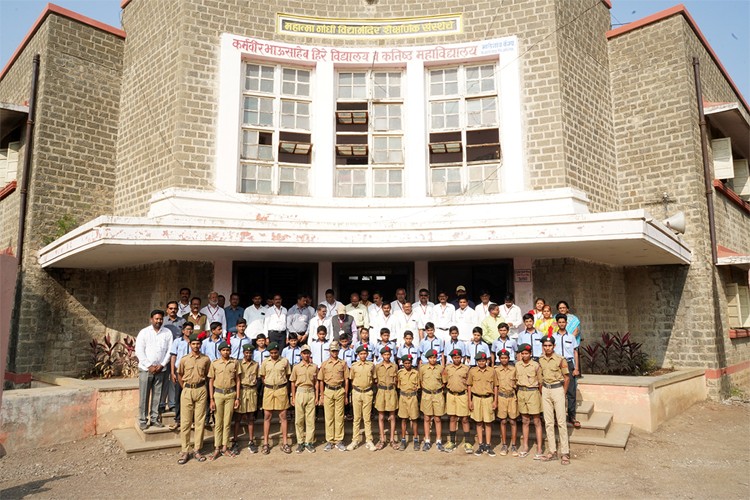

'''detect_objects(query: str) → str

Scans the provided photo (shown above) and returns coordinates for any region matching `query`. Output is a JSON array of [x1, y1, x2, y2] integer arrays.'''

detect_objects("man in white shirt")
[[264, 294, 288, 347], [373, 303, 405, 345], [474, 291, 496, 320], [400, 302, 419, 341], [135, 309, 173, 430], [200, 291, 227, 333], [452, 297, 476, 342], [431, 291, 456, 343], [320, 288, 344, 319], [345, 292, 370, 330], [307, 303, 332, 341], [177, 287, 192, 317], [243, 293, 266, 340], [499, 293, 524, 339], [413, 289, 434, 340], [367, 292, 385, 325], [390, 288, 407, 316]]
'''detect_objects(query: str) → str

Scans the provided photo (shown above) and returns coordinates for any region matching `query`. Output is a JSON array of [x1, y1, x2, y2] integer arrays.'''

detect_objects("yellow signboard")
[[277, 13, 462, 38]]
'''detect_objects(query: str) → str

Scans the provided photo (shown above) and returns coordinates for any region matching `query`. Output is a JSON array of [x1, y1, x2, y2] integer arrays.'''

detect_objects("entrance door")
[[234, 262, 317, 309], [429, 260, 512, 304], [333, 262, 414, 305]]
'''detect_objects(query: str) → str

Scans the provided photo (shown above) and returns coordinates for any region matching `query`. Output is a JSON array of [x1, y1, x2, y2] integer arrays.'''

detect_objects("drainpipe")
[[693, 57, 717, 266], [8, 54, 40, 374]]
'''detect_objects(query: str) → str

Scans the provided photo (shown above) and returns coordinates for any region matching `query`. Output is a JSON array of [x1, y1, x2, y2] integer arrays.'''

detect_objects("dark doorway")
[[234, 262, 317, 308], [429, 260, 513, 304], [333, 262, 414, 304]]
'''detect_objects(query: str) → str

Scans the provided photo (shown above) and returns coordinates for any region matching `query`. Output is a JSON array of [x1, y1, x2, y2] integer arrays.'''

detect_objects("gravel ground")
[[0, 400, 749, 499]]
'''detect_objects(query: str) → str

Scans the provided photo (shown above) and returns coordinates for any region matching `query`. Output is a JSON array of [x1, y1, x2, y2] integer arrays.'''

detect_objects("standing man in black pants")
[[264, 294, 288, 348]]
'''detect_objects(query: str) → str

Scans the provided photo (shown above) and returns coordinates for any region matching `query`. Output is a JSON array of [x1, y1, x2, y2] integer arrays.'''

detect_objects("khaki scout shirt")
[[539, 354, 569, 384], [291, 361, 318, 388], [442, 363, 470, 393], [178, 352, 211, 385], [259, 357, 291, 386], [317, 357, 349, 387], [467, 366, 496, 396], [494, 364, 517, 393], [419, 363, 444, 391], [208, 357, 241, 390], [349, 360, 375, 389], [239, 359, 258, 387], [397, 368, 420, 392], [375, 362, 398, 387], [515, 360, 543, 388]]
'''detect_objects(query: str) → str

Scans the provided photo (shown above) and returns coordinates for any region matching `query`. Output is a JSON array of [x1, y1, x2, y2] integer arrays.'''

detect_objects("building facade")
[[0, 1, 748, 396]]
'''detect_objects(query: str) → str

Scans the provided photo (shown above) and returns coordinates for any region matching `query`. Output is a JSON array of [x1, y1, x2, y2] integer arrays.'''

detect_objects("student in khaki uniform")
[[317, 341, 350, 452], [397, 354, 420, 451], [233, 343, 259, 453], [177, 333, 211, 464], [539, 336, 571, 465], [374, 346, 399, 450], [259, 342, 292, 454], [494, 349, 519, 456], [468, 351, 498, 456], [442, 348, 473, 454], [515, 343, 544, 459], [208, 342, 241, 460], [347, 344, 377, 451], [419, 349, 446, 452], [290, 344, 318, 453]]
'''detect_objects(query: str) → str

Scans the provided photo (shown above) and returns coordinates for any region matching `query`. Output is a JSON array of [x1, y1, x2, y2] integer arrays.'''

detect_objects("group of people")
[[134, 287, 582, 466]]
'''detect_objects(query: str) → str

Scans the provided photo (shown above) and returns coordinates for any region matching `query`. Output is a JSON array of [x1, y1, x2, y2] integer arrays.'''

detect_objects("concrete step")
[[575, 400, 594, 422], [114, 428, 215, 454], [572, 411, 612, 439], [570, 422, 631, 448], [134, 420, 180, 442]]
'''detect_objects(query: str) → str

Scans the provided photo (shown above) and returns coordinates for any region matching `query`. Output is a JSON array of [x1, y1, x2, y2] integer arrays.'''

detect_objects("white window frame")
[[427, 63, 501, 196], [335, 69, 404, 198], [239, 62, 313, 196]]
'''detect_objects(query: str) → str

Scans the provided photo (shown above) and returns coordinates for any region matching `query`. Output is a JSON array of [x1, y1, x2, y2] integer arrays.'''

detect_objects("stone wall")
[[610, 12, 750, 397], [0, 15, 124, 375], [532, 258, 627, 338]]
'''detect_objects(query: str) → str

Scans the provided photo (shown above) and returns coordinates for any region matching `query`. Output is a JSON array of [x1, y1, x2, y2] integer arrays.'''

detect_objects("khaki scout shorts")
[[496, 394, 519, 419], [398, 394, 419, 420], [420, 392, 445, 417], [263, 387, 290, 411], [238, 387, 258, 414], [470, 395, 495, 423], [445, 391, 469, 417], [517, 388, 541, 415], [375, 387, 398, 412]]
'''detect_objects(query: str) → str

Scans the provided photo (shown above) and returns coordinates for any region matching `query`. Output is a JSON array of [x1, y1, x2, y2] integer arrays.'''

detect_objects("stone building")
[[0, 1, 747, 396]]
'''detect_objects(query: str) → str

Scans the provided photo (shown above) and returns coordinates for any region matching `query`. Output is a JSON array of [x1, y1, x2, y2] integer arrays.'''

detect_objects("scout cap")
[[449, 349, 462, 357], [424, 349, 438, 358], [401, 354, 413, 362], [475, 352, 488, 361], [519, 343, 532, 352], [267, 342, 280, 351], [336, 304, 346, 314], [380, 346, 391, 354], [498, 349, 510, 357], [189, 333, 200, 342], [355, 344, 368, 353], [300, 344, 311, 353], [218, 341, 230, 350], [242, 344, 254, 352], [542, 336, 556, 345], [329, 341, 341, 351]]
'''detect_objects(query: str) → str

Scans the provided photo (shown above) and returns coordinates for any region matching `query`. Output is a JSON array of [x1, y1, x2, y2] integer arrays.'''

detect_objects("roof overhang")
[[0, 102, 28, 142], [704, 102, 750, 160], [38, 209, 691, 270], [717, 245, 750, 270]]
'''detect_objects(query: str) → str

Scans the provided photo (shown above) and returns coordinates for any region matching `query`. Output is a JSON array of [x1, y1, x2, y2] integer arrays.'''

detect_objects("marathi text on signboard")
[[277, 13, 463, 38]]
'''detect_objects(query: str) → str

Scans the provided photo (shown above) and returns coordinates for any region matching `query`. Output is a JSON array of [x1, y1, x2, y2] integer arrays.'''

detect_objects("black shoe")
[[150, 421, 164, 428]]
